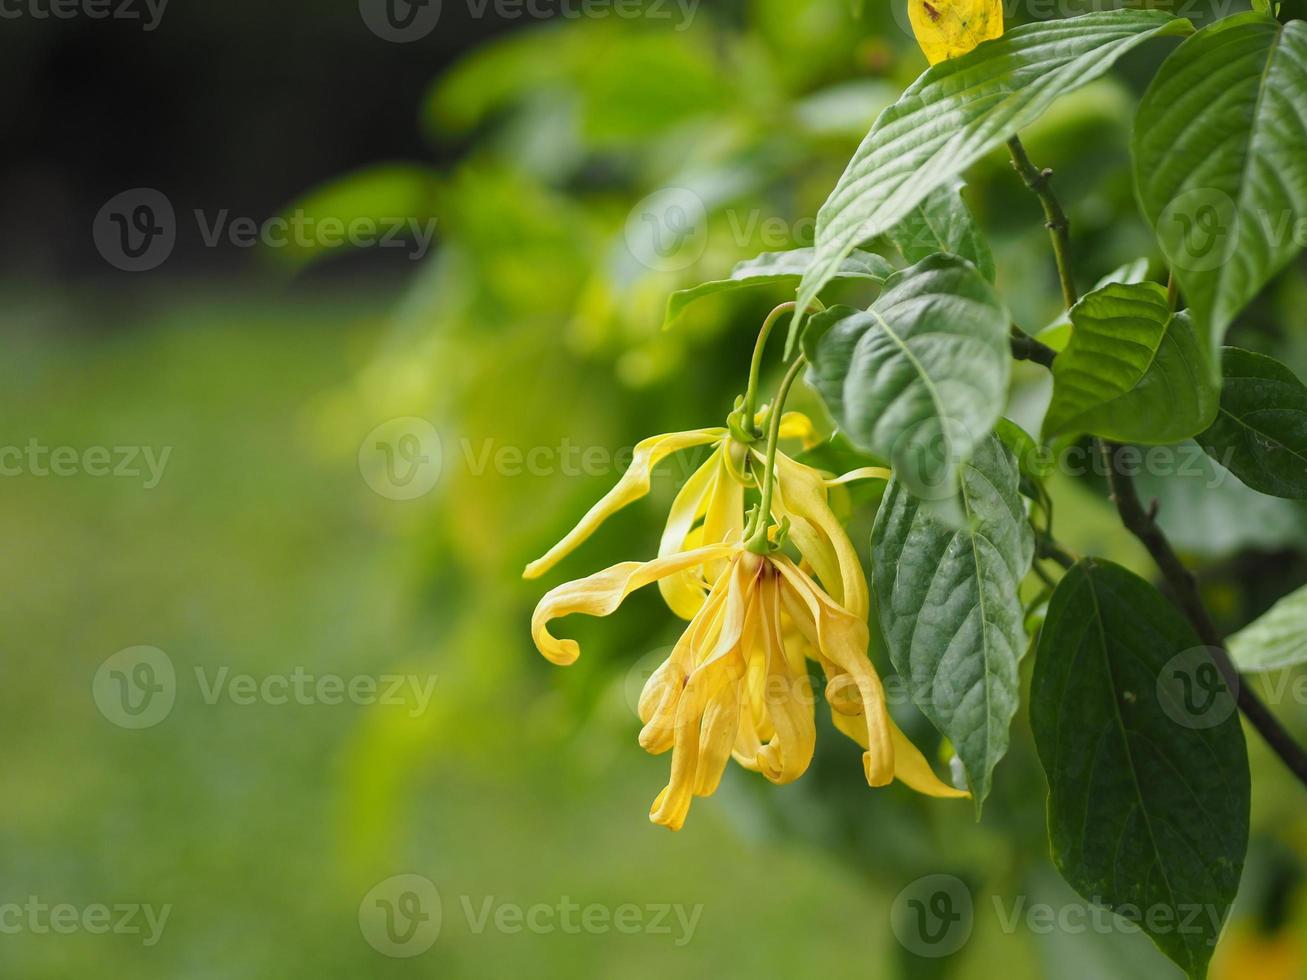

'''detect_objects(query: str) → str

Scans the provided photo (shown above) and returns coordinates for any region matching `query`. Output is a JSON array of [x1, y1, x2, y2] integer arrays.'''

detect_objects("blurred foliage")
[[289, 1, 1307, 977], [8, 1, 1307, 977]]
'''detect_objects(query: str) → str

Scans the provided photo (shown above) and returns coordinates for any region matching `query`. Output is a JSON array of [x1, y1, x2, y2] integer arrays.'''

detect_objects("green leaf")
[[1131, 441, 1307, 558], [790, 9, 1192, 348], [1133, 14, 1307, 367], [885, 181, 996, 283], [1042, 282, 1218, 444], [1031, 559, 1249, 980], [1229, 582, 1307, 671], [804, 254, 1010, 501], [1039, 258, 1152, 350], [664, 248, 893, 326], [1196, 347, 1307, 499], [271, 165, 442, 268], [997, 417, 1054, 480], [871, 436, 1034, 810]]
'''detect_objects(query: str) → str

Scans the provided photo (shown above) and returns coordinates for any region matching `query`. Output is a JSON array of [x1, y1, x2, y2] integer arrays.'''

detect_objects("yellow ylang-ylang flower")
[[524, 409, 968, 829], [909, 0, 1004, 65], [531, 542, 968, 830], [523, 411, 831, 618]]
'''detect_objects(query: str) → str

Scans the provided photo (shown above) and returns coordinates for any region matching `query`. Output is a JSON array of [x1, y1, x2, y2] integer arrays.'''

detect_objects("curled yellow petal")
[[775, 557, 893, 786], [909, 0, 1004, 65], [639, 572, 731, 754], [650, 555, 757, 830], [776, 411, 822, 448], [768, 452, 869, 620], [523, 428, 724, 580], [752, 572, 816, 784], [530, 544, 737, 666], [828, 711, 969, 800]]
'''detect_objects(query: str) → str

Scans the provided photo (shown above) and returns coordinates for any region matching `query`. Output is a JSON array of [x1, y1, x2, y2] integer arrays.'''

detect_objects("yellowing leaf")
[[908, 0, 1004, 64]]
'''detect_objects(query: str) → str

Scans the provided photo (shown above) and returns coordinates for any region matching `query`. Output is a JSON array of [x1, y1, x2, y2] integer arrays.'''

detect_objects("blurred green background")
[[5, 0, 1307, 977]]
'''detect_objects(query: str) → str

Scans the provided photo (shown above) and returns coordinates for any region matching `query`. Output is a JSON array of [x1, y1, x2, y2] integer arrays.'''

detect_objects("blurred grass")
[[0, 293, 938, 979]]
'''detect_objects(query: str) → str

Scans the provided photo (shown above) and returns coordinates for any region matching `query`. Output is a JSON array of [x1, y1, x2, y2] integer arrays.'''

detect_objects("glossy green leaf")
[[997, 418, 1054, 481], [1134, 14, 1307, 366], [1229, 582, 1307, 671], [1196, 347, 1307, 499], [1032, 559, 1249, 980], [664, 248, 893, 326], [1043, 282, 1217, 444], [871, 436, 1034, 809], [885, 181, 995, 283], [790, 9, 1192, 347], [1039, 258, 1152, 350], [804, 254, 1010, 501]]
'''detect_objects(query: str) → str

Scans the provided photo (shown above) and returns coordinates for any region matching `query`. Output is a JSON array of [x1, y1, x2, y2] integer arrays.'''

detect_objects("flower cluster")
[[526, 404, 967, 830]]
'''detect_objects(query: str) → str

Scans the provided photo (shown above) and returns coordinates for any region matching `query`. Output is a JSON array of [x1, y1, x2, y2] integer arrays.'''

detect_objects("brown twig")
[[1100, 441, 1307, 786], [1006, 134, 1307, 789]]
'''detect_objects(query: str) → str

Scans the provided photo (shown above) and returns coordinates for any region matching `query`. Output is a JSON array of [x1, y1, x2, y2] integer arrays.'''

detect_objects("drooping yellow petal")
[[776, 411, 822, 448], [639, 571, 731, 754], [908, 0, 1004, 65], [523, 428, 724, 580], [768, 452, 869, 620], [828, 711, 969, 799], [824, 467, 892, 488], [650, 555, 758, 830], [751, 572, 816, 784], [530, 544, 738, 666], [656, 447, 723, 619], [775, 557, 894, 787], [887, 722, 970, 799], [698, 451, 745, 581]]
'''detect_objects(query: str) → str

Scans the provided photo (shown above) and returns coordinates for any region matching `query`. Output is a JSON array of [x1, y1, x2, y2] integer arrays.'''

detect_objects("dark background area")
[[0, 1, 525, 280]]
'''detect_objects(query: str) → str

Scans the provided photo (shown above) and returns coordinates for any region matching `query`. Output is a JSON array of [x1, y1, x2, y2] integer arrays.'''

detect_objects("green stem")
[[741, 303, 795, 429], [1007, 135, 1078, 310], [1010, 324, 1058, 368], [745, 354, 807, 553], [742, 300, 823, 432]]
